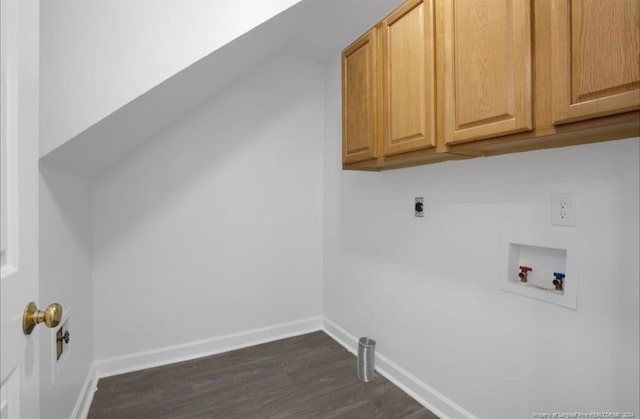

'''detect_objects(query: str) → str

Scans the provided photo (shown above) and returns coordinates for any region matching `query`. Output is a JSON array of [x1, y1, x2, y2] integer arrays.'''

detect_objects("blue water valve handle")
[[62, 330, 70, 344], [553, 272, 565, 280]]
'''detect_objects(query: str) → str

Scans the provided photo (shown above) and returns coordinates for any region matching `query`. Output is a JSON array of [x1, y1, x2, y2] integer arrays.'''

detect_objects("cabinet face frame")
[[342, 29, 379, 164], [551, 0, 640, 125], [439, 0, 532, 145], [381, 0, 436, 156]]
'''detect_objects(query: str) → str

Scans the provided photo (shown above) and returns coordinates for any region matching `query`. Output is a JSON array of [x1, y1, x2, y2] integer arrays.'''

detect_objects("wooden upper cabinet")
[[439, 0, 532, 145], [551, 0, 640, 124], [341, 0, 639, 170], [381, 0, 435, 156], [342, 29, 378, 165]]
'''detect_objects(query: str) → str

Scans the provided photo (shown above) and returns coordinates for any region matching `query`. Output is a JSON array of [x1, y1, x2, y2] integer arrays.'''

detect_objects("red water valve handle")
[[519, 266, 533, 273]]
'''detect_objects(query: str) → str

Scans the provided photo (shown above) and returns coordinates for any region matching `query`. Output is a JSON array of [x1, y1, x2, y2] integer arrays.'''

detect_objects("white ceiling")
[[40, 0, 403, 178]]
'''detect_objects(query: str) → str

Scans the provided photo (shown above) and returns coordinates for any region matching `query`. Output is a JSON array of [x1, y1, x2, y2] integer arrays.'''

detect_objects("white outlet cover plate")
[[551, 193, 576, 227]]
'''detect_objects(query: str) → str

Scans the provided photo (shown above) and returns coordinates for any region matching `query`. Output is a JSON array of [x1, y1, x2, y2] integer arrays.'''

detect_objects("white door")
[[1, 0, 42, 418]]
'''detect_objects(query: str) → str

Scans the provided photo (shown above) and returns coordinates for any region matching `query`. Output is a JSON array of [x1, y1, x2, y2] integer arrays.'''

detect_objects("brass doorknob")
[[22, 302, 63, 335]]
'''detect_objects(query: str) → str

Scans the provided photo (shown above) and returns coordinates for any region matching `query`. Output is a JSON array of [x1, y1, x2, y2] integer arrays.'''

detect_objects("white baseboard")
[[94, 316, 323, 378], [71, 364, 98, 419], [322, 317, 478, 419]]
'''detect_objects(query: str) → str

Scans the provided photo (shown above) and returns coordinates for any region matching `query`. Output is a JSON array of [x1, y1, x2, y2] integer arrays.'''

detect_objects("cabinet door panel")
[[382, 0, 435, 156], [440, 0, 532, 145], [342, 30, 378, 164], [551, 0, 640, 124]]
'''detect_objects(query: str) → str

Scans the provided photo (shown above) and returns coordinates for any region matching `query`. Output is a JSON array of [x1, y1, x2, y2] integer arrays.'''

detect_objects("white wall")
[[323, 55, 640, 419], [39, 167, 94, 419], [91, 55, 324, 362], [39, 0, 300, 156]]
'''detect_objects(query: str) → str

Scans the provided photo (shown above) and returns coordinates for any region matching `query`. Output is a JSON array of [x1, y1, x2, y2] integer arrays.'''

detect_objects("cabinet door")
[[551, 0, 640, 124], [440, 0, 532, 145], [381, 0, 435, 156], [342, 29, 378, 164]]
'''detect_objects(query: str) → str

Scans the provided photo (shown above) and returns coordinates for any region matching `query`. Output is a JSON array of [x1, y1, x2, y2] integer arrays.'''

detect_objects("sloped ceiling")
[[40, 0, 403, 178]]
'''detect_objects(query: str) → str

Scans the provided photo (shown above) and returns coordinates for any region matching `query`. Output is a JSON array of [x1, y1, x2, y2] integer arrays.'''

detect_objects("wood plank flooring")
[[88, 331, 438, 419]]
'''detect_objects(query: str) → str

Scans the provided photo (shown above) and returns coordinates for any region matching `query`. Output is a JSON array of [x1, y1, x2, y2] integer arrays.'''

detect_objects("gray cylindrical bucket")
[[357, 337, 376, 382]]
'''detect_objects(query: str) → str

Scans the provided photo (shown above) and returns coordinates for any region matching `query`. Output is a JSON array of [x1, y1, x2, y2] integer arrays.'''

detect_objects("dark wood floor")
[[88, 331, 438, 419]]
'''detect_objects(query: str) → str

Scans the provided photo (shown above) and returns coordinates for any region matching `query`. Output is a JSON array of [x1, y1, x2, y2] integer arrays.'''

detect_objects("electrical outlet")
[[551, 193, 576, 227], [415, 197, 424, 217]]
